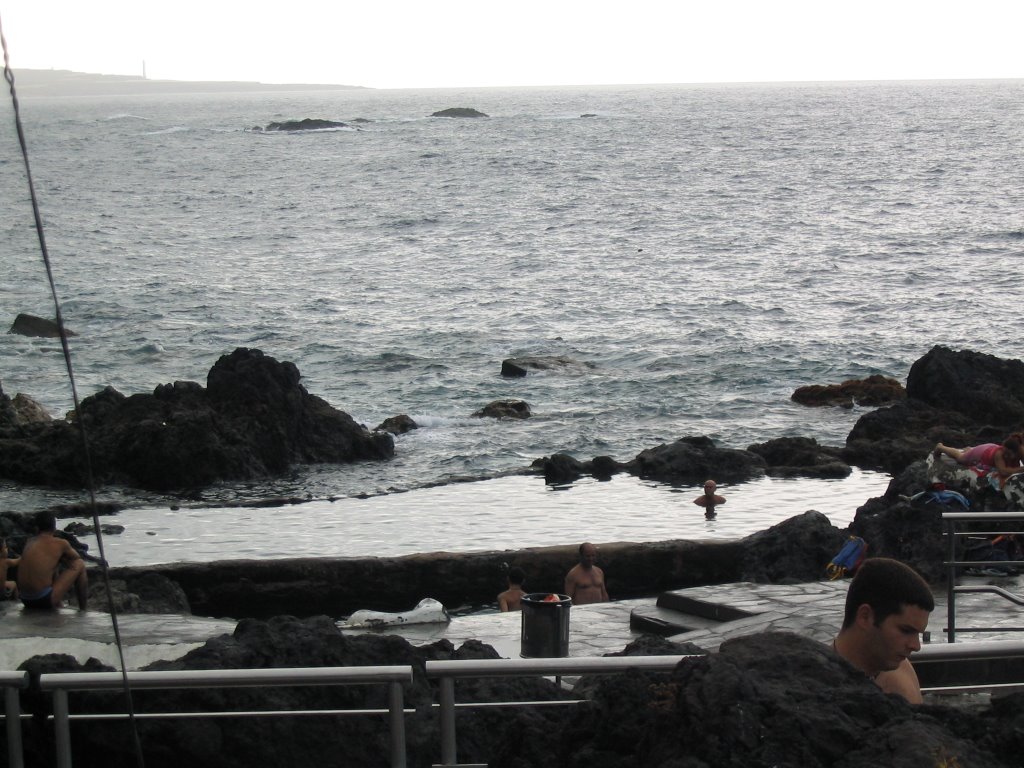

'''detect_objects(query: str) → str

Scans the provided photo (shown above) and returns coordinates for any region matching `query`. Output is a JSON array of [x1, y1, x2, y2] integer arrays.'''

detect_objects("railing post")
[[5, 684, 23, 768], [439, 676, 456, 767], [388, 681, 406, 768], [947, 516, 958, 643], [53, 687, 72, 768]]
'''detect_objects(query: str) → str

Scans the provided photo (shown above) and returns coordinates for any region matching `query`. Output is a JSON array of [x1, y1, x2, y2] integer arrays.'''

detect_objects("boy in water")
[[498, 567, 527, 611]]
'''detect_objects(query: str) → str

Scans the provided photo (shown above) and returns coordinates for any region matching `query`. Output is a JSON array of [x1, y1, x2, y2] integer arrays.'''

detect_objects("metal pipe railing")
[[6, 641, 1024, 768], [425, 655, 693, 766], [0, 671, 28, 768], [942, 512, 1024, 642], [38, 665, 414, 768]]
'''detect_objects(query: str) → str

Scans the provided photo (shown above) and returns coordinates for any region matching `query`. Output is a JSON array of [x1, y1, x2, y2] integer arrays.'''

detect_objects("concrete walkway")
[[373, 573, 1024, 658]]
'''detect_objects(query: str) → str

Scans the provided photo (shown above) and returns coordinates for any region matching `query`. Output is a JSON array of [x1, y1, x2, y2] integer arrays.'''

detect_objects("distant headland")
[[9, 68, 366, 97]]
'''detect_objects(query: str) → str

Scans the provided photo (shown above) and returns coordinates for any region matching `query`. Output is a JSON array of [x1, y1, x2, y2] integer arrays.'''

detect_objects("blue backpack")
[[826, 536, 868, 580]]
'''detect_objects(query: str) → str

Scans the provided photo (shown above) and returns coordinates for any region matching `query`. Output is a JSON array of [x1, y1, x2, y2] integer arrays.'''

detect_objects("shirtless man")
[[832, 557, 933, 704], [564, 542, 608, 604], [693, 479, 726, 518], [498, 567, 527, 611], [16, 511, 88, 610]]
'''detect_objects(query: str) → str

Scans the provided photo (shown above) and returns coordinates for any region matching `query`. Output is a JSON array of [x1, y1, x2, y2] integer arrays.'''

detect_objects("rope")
[[0, 14, 146, 768]]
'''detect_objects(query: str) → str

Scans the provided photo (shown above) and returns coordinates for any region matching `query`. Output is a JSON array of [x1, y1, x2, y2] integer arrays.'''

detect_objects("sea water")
[[1, 80, 1022, 566]]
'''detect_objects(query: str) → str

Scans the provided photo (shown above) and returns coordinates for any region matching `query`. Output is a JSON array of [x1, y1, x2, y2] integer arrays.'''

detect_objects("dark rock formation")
[[847, 496, 947, 583], [627, 435, 766, 484], [907, 346, 1024, 426], [431, 107, 488, 118], [792, 374, 905, 408], [843, 398, 971, 473], [8, 312, 75, 337], [17, 629, 1021, 768], [472, 399, 531, 419], [88, 571, 191, 614], [747, 436, 852, 479], [490, 632, 1014, 768], [843, 347, 1024, 475], [0, 384, 52, 430], [18, 616, 571, 768], [375, 414, 419, 435], [537, 452, 626, 484], [263, 118, 348, 131], [739, 511, 847, 583], [0, 348, 394, 491], [500, 355, 596, 377]]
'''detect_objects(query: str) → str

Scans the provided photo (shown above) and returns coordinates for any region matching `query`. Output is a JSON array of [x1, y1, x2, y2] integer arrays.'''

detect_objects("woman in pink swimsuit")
[[934, 434, 1024, 487]]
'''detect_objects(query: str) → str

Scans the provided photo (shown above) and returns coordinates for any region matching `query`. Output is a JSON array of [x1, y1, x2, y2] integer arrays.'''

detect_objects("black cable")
[[0, 13, 146, 768]]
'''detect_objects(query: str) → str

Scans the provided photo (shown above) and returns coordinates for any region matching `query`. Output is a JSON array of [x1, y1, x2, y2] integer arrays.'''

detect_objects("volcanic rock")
[[431, 107, 488, 118], [472, 399, 531, 419], [627, 435, 766, 484], [747, 436, 851, 479], [843, 347, 1024, 475], [263, 118, 347, 131], [0, 348, 394, 491], [792, 374, 905, 408], [500, 355, 596, 377], [489, 632, 1013, 768], [375, 414, 419, 435], [8, 312, 75, 337]]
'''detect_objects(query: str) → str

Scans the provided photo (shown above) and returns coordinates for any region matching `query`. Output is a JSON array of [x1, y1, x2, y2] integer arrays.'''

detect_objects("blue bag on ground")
[[825, 536, 868, 580]]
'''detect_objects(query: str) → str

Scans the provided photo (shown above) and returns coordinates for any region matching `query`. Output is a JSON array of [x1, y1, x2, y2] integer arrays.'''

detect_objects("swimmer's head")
[[703, 480, 717, 493]]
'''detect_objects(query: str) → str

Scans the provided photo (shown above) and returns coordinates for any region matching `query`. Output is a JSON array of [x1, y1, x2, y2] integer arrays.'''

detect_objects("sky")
[[0, 1, 1021, 90]]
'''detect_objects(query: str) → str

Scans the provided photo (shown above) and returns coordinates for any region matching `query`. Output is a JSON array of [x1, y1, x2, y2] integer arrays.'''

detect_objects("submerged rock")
[[375, 414, 419, 435], [472, 399, 531, 419], [501, 355, 596, 377], [8, 312, 75, 338], [262, 118, 348, 131], [792, 374, 905, 408], [431, 107, 488, 118]]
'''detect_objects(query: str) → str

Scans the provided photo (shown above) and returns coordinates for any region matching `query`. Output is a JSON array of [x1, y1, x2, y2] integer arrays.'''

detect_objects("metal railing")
[[943, 512, 1024, 642], [424, 655, 693, 767], [38, 665, 414, 768], [0, 671, 28, 768], [4, 646, 1024, 768]]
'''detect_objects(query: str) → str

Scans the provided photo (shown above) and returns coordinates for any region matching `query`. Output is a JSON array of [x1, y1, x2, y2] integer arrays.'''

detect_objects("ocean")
[[2, 79, 1022, 566]]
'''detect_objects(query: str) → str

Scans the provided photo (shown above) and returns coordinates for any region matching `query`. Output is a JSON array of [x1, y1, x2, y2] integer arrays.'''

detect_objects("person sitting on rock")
[[498, 567, 527, 611], [0, 539, 19, 600], [693, 479, 726, 517], [933, 434, 1024, 490], [564, 542, 608, 604], [16, 511, 88, 610], [832, 557, 934, 704]]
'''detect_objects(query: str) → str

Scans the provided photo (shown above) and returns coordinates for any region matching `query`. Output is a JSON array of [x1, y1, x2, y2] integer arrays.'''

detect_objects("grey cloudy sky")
[[1, 1, 1021, 89]]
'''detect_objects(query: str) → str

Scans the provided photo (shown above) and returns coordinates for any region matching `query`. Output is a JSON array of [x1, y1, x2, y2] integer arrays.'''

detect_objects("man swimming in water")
[[564, 542, 608, 604], [16, 511, 88, 610]]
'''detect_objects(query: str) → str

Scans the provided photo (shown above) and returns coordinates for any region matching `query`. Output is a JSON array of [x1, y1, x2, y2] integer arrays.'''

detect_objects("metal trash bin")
[[520, 593, 571, 658]]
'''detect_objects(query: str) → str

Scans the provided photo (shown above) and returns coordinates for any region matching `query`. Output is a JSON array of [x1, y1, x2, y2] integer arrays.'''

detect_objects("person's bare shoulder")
[[876, 659, 922, 704]]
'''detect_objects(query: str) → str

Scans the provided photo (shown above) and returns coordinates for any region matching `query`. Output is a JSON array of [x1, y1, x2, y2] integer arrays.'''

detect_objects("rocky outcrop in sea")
[[0, 348, 394, 491]]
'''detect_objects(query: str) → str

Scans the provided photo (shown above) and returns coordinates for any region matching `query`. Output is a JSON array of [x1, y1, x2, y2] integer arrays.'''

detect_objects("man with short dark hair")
[[832, 557, 934, 703], [16, 511, 88, 610], [564, 542, 608, 604]]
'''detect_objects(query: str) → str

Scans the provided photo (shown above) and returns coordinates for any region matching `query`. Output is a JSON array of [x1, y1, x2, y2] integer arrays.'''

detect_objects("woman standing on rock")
[[933, 434, 1024, 489]]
